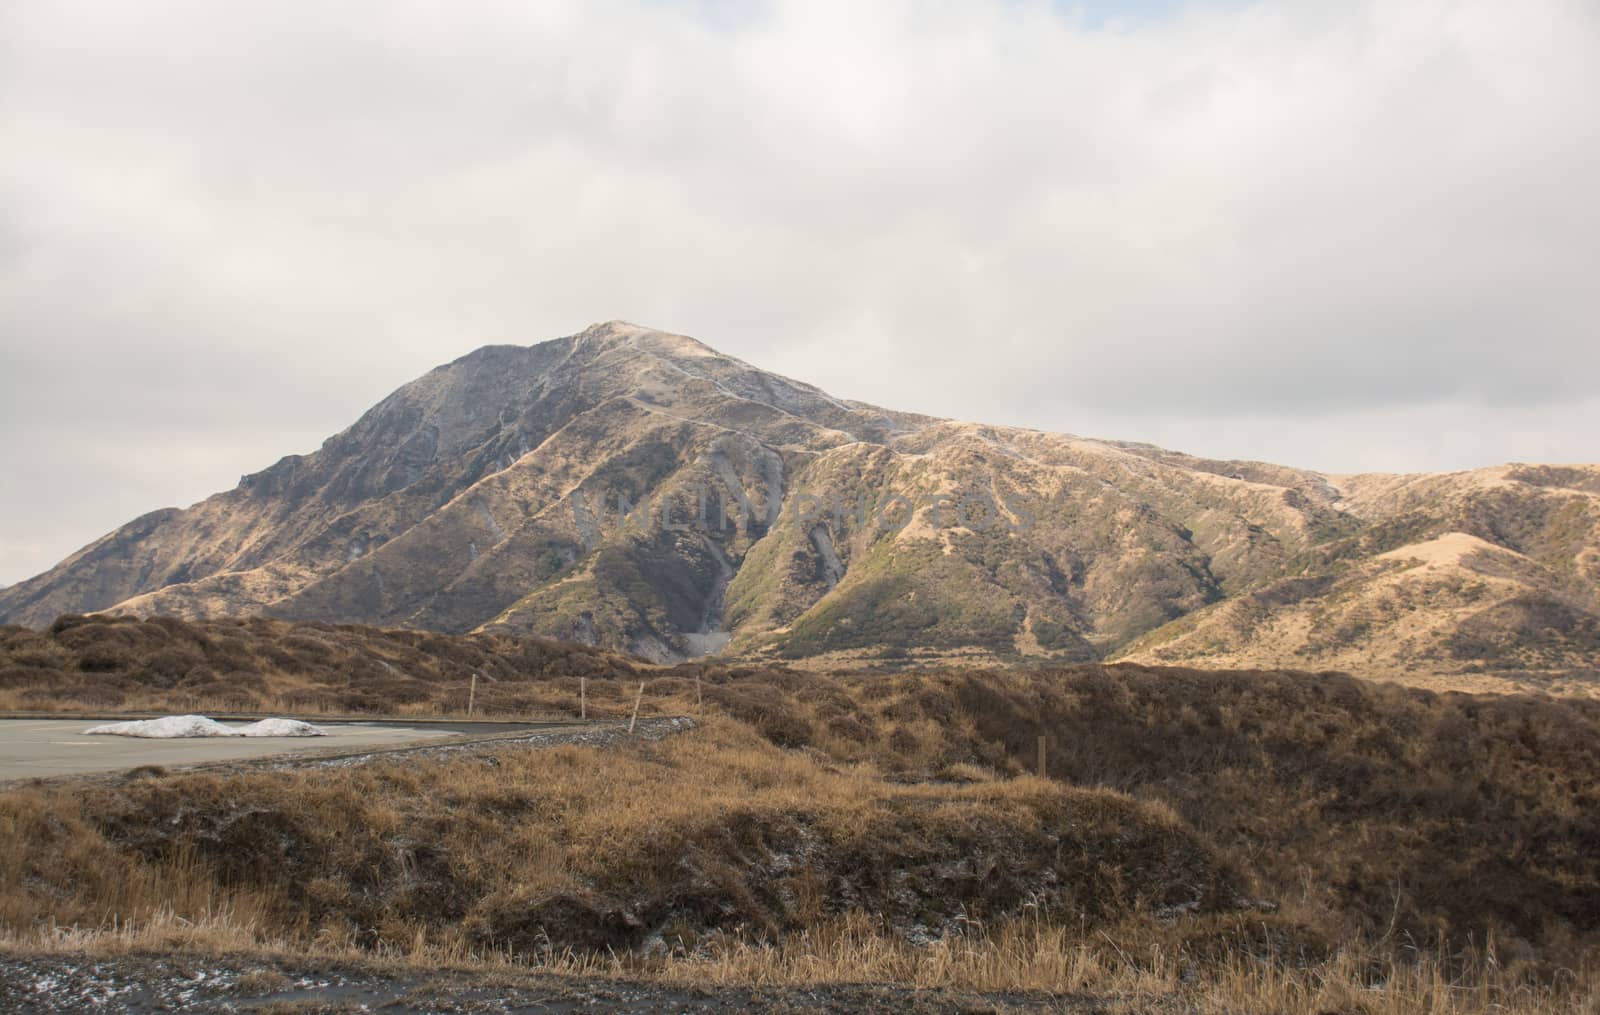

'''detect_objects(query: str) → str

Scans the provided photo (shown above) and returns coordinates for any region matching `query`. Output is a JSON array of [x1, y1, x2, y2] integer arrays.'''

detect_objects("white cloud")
[[1, 0, 1597, 584]]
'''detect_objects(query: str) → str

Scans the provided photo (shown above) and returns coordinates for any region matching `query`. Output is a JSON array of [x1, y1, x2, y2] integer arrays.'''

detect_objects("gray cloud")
[[2, 0, 1598, 585]]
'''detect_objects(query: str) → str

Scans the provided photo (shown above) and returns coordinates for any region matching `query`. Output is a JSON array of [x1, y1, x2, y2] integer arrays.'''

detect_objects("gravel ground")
[[0, 953, 1158, 1013]]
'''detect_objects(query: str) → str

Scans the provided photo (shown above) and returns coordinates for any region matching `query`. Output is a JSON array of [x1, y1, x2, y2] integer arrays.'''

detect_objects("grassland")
[[3, 615, 1599, 1010]]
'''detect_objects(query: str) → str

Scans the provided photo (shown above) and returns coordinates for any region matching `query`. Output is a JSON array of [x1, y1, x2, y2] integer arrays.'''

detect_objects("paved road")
[[0, 718, 463, 781]]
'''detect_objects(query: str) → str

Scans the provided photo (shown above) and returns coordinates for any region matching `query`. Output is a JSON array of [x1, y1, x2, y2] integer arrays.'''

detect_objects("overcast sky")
[[2, 0, 1598, 587]]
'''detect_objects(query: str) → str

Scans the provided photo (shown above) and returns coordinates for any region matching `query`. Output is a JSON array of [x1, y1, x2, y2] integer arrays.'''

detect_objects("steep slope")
[[2, 322, 1596, 685], [1118, 466, 1600, 688], [0, 323, 920, 642]]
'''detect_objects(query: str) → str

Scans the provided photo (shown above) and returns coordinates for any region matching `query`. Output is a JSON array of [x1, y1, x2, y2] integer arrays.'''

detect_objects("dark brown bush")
[[280, 633, 336, 663], [8, 647, 65, 669], [77, 646, 131, 673], [0, 665, 60, 689], [48, 614, 93, 634], [142, 646, 206, 680], [704, 683, 815, 748]]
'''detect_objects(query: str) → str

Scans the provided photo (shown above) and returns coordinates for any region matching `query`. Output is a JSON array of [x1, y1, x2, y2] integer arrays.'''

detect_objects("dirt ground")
[[0, 952, 1151, 1013]]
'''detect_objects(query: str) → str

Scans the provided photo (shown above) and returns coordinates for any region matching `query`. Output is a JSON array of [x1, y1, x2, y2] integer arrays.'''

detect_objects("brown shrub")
[[5, 615, 1599, 961], [1, 721, 1238, 961], [77, 646, 131, 674]]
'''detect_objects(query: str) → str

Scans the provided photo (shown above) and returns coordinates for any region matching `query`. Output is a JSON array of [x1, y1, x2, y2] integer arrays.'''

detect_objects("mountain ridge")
[[4, 322, 1597, 691]]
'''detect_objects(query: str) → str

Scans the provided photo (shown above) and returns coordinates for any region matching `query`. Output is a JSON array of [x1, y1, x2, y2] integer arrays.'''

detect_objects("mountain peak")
[[2, 324, 1596, 686], [573, 320, 728, 362]]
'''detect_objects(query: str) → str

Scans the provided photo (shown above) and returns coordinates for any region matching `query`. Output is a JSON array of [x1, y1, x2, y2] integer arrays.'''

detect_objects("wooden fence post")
[[580, 676, 587, 721], [695, 671, 703, 712], [468, 673, 477, 718], [1037, 735, 1046, 778], [628, 680, 645, 734]]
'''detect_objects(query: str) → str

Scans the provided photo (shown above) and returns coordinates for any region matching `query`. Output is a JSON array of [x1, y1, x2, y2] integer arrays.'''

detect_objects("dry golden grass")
[[631, 915, 1600, 1013], [5, 907, 1593, 1013], [0, 717, 1235, 957], [5, 616, 1600, 1010]]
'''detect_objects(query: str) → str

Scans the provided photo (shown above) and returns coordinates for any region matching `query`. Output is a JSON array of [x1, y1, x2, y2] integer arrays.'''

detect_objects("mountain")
[[3, 321, 1597, 688]]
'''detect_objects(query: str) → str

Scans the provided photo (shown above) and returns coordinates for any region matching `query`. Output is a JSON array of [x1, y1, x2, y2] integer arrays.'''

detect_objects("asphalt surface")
[[0, 718, 466, 781]]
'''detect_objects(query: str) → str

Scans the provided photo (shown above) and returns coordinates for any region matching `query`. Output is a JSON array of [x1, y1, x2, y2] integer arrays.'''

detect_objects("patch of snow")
[[235, 718, 328, 737], [84, 715, 328, 738], [84, 715, 241, 738]]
